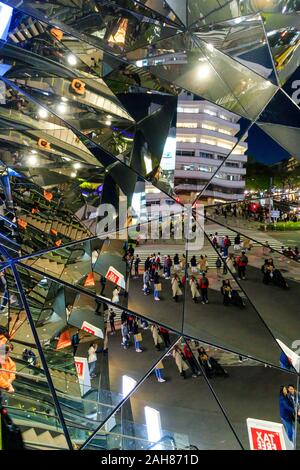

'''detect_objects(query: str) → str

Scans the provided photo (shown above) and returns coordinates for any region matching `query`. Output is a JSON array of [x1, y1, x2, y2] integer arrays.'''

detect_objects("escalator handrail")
[[147, 435, 177, 450]]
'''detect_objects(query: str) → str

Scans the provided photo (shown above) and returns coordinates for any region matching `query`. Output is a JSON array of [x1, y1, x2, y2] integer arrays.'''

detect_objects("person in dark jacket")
[[279, 385, 295, 442], [280, 351, 293, 371]]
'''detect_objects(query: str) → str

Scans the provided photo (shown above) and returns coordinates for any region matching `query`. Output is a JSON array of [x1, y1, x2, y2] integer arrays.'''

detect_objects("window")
[[200, 138, 216, 145], [177, 137, 197, 143], [218, 128, 231, 135], [217, 142, 233, 150], [202, 123, 216, 131], [219, 114, 231, 121], [227, 175, 240, 181], [177, 122, 197, 128], [225, 162, 239, 168], [176, 150, 195, 157], [204, 109, 217, 116], [199, 166, 211, 172], [217, 155, 226, 161], [199, 152, 214, 159], [177, 107, 199, 113]]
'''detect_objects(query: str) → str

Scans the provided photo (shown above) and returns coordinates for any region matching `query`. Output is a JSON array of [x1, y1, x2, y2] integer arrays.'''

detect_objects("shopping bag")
[[134, 333, 142, 342], [155, 283, 162, 291]]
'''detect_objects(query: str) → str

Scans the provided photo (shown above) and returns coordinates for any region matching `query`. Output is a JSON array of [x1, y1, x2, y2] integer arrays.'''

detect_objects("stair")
[[21, 427, 69, 450], [8, 17, 46, 44]]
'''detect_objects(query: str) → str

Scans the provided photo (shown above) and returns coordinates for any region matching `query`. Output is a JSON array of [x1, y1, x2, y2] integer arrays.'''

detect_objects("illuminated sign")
[[0, 2, 13, 42], [161, 137, 176, 171]]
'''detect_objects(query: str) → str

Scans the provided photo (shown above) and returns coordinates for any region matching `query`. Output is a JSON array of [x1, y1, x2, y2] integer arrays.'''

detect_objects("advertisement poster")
[[74, 357, 91, 396], [105, 265, 125, 289], [247, 418, 294, 450]]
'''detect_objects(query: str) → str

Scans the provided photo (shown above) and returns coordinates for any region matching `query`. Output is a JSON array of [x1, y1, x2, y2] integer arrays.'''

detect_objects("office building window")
[[176, 150, 195, 157], [177, 122, 197, 128], [199, 152, 215, 159], [202, 123, 216, 131]]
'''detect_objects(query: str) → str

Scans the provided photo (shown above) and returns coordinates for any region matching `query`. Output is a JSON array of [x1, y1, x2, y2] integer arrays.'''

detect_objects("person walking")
[[159, 326, 171, 349], [154, 361, 166, 383], [225, 253, 236, 274], [198, 255, 206, 274], [180, 254, 186, 272], [183, 342, 201, 377], [151, 324, 164, 351], [198, 273, 209, 304], [143, 269, 150, 295], [171, 274, 182, 302], [190, 255, 197, 273], [221, 279, 232, 306], [133, 320, 142, 352], [172, 345, 189, 379], [71, 330, 80, 356], [109, 308, 116, 334], [100, 275, 106, 295], [236, 251, 248, 280], [166, 255, 172, 279], [216, 257, 222, 279], [279, 385, 295, 443], [134, 255, 140, 277], [173, 253, 180, 272], [234, 234, 241, 251], [112, 285, 120, 304], [121, 321, 130, 349], [88, 343, 98, 378], [189, 275, 200, 303], [153, 271, 161, 301]]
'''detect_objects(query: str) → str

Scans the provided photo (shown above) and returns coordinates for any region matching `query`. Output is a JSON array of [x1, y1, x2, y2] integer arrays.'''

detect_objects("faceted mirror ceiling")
[[0, 0, 299, 451]]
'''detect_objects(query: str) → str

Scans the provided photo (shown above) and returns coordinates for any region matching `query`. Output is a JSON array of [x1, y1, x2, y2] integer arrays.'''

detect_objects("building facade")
[[174, 95, 248, 204]]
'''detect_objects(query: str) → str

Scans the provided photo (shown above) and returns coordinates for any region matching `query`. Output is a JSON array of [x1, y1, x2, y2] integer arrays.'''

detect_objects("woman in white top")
[[189, 276, 200, 303], [112, 286, 120, 304], [171, 274, 182, 302], [88, 343, 97, 377], [225, 254, 236, 274]]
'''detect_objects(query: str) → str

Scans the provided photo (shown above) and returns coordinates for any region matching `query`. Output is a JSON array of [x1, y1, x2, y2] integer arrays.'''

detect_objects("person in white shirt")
[[91, 249, 99, 267], [112, 286, 120, 304]]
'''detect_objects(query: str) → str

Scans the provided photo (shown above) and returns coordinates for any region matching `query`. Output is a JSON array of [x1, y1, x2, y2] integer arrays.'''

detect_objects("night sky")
[[244, 122, 290, 165]]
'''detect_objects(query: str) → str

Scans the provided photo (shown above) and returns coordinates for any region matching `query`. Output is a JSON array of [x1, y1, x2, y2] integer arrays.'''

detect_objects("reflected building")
[[175, 93, 248, 204], [0, 0, 300, 453]]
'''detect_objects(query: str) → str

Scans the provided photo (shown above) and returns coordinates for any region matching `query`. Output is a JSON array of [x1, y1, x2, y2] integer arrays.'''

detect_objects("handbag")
[[135, 333, 142, 342], [155, 283, 162, 291]]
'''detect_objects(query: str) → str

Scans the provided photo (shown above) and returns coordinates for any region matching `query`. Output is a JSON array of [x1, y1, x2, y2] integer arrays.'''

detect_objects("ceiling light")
[[57, 102, 67, 114], [197, 64, 210, 79], [61, 97, 68, 102], [67, 54, 77, 66], [206, 43, 214, 52], [73, 162, 81, 169], [71, 172, 77, 178], [38, 108, 48, 119], [105, 120, 112, 126], [27, 155, 38, 166]]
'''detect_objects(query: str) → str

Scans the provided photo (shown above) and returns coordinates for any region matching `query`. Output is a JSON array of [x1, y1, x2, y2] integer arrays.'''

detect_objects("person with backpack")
[[236, 250, 248, 280], [198, 273, 209, 304], [212, 232, 219, 249]]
